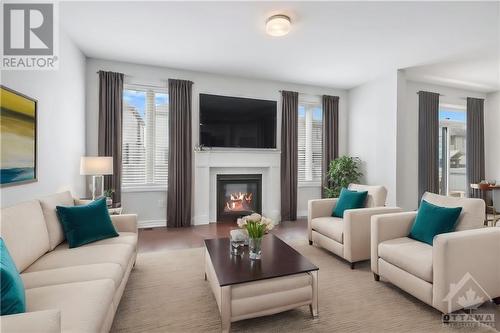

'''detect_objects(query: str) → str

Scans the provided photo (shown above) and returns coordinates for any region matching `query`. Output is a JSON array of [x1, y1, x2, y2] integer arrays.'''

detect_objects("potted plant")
[[324, 156, 362, 198], [103, 189, 115, 207], [237, 213, 274, 260]]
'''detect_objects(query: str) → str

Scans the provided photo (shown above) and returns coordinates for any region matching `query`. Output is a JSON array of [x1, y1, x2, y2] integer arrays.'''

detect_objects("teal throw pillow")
[[332, 188, 368, 218], [56, 197, 118, 248], [1, 238, 26, 315], [409, 200, 462, 245]]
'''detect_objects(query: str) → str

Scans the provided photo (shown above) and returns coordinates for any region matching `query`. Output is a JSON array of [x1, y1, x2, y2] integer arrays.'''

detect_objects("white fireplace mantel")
[[193, 150, 281, 225]]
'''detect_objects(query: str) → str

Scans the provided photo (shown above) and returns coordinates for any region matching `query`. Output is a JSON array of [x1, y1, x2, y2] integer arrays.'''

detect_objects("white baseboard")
[[297, 210, 308, 218], [138, 220, 166, 228]]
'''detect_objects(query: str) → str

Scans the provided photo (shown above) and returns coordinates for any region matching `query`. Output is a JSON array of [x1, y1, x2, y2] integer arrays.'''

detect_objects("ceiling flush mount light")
[[266, 14, 291, 37]]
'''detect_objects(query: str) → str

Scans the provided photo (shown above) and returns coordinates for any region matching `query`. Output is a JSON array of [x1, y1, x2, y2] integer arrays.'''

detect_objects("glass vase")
[[249, 237, 262, 260]]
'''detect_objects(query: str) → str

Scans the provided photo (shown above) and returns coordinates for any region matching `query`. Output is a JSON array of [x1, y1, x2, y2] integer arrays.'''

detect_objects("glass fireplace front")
[[216, 174, 262, 222]]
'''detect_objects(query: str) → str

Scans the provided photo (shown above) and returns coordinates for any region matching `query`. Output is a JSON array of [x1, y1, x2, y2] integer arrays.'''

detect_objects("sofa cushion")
[[409, 200, 462, 245], [56, 198, 119, 248], [0, 200, 50, 272], [348, 184, 387, 208], [311, 217, 343, 243], [333, 188, 368, 218], [21, 263, 123, 289], [26, 279, 115, 333], [422, 192, 485, 231], [24, 243, 134, 273], [378, 237, 433, 283], [1, 239, 26, 315], [39, 191, 74, 250], [79, 232, 137, 247]]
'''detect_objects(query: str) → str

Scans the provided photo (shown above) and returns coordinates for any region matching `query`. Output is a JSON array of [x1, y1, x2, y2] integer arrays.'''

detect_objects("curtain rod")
[[96, 71, 193, 85], [279, 90, 339, 98], [416, 92, 468, 100], [416, 91, 445, 96], [96, 71, 168, 89], [125, 82, 167, 89]]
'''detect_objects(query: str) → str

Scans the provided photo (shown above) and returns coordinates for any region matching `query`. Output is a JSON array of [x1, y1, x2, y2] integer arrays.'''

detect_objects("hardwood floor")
[[137, 218, 308, 253]]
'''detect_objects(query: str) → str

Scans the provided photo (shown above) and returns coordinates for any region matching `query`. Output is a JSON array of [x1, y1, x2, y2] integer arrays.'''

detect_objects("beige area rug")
[[111, 241, 499, 333]]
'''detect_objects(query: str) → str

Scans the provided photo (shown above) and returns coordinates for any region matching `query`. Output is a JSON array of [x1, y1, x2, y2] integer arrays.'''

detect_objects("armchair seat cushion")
[[378, 237, 433, 283], [311, 217, 343, 243]]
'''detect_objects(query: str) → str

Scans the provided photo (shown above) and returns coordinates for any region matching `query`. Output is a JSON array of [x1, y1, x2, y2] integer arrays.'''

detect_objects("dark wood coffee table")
[[204, 234, 319, 332]]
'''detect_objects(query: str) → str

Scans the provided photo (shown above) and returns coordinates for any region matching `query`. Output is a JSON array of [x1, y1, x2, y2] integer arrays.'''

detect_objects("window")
[[298, 100, 323, 185], [438, 105, 466, 196], [122, 85, 168, 189]]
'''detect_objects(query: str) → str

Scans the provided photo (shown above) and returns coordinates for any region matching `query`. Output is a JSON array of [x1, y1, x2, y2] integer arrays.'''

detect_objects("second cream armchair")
[[371, 192, 500, 314], [307, 184, 402, 268]]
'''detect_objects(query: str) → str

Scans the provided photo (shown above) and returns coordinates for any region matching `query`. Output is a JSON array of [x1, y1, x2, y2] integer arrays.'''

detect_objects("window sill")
[[122, 186, 167, 193], [298, 182, 322, 188]]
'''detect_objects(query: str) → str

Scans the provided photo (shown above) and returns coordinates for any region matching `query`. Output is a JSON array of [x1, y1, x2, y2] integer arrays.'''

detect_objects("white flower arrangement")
[[237, 213, 274, 238]]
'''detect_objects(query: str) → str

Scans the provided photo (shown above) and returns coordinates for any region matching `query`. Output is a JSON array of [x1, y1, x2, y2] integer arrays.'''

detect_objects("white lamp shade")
[[80, 157, 113, 175]]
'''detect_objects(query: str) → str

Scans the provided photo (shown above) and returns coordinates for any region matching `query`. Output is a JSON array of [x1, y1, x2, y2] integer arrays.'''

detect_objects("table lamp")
[[80, 156, 113, 200]]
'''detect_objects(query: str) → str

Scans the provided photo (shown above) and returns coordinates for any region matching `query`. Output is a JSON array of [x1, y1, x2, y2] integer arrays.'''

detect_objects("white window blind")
[[298, 100, 323, 185], [122, 85, 168, 189]]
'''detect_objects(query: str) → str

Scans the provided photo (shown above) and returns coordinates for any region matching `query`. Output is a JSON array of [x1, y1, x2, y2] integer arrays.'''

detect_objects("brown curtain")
[[98, 70, 124, 205], [322, 95, 339, 197], [167, 79, 193, 227], [466, 97, 485, 199], [418, 91, 440, 201], [280, 91, 298, 221]]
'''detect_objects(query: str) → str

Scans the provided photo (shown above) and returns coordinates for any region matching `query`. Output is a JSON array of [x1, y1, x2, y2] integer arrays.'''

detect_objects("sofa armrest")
[[307, 198, 338, 241], [432, 227, 500, 313], [343, 207, 403, 262], [74, 199, 92, 206], [1, 310, 61, 333], [370, 211, 417, 274], [111, 214, 138, 233]]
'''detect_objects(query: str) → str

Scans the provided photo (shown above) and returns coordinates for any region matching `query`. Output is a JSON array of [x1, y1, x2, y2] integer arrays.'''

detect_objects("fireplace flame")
[[225, 192, 253, 212]]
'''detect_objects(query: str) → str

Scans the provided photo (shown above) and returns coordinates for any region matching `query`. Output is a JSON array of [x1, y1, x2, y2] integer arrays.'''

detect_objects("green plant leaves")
[[244, 220, 266, 238], [324, 156, 362, 198]]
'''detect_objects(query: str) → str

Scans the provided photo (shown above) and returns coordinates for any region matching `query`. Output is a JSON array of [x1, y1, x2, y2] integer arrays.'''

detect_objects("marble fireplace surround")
[[193, 150, 281, 225]]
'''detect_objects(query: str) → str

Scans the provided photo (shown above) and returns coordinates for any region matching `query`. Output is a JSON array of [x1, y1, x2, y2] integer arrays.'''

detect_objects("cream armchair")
[[308, 184, 402, 269], [371, 192, 500, 314]]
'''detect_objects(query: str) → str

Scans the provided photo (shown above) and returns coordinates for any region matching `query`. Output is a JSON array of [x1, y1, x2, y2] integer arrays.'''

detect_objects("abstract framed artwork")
[[1, 85, 37, 187]]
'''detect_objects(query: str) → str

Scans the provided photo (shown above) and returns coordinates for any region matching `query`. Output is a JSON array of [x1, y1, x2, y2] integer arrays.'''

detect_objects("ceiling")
[[61, 1, 499, 91], [404, 56, 500, 93]]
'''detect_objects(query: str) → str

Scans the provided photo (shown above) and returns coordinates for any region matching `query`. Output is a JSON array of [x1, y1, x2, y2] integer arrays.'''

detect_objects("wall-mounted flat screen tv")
[[199, 94, 277, 148]]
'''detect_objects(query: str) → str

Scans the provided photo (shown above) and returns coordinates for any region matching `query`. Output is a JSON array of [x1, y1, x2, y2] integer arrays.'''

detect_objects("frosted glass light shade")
[[80, 157, 113, 175], [266, 15, 291, 37]]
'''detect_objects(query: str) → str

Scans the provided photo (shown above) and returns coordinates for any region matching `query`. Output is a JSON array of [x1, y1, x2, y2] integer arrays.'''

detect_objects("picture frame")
[[0, 85, 38, 187]]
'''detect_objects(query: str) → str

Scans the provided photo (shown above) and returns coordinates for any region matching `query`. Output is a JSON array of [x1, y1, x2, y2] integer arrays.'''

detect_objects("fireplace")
[[217, 174, 262, 222]]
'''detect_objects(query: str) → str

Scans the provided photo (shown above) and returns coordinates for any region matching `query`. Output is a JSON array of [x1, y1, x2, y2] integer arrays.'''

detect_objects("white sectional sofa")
[[0, 191, 138, 332]]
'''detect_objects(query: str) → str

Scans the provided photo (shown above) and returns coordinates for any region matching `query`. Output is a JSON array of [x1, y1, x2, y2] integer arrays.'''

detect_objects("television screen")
[[199, 94, 277, 148]]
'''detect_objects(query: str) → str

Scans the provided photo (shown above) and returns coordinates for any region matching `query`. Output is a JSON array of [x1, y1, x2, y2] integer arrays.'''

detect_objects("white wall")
[[485, 91, 500, 182], [85, 58, 348, 225], [347, 72, 399, 205], [1, 32, 86, 207], [397, 78, 487, 210]]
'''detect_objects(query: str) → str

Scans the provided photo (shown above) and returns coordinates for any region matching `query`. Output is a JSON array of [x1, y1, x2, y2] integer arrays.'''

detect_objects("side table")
[[470, 184, 500, 227]]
